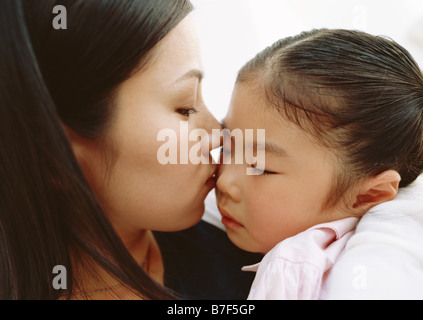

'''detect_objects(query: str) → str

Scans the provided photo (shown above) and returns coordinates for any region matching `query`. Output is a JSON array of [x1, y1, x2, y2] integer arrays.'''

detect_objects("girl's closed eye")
[[250, 163, 277, 176]]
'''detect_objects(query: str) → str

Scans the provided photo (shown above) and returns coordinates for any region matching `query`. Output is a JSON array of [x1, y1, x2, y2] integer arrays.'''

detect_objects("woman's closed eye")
[[176, 107, 198, 118]]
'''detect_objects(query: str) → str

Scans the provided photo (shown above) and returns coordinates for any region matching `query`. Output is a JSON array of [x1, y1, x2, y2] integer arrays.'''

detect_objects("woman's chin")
[[159, 203, 205, 232]]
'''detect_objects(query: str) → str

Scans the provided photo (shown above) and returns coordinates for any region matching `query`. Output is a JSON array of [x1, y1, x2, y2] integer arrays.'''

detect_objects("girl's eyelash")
[[251, 163, 276, 176], [177, 108, 198, 117]]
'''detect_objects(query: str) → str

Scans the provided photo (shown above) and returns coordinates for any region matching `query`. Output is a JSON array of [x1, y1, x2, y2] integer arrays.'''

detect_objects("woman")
[[0, 0, 262, 299]]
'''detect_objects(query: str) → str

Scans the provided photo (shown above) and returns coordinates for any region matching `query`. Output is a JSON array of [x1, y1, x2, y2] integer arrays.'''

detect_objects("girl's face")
[[73, 17, 220, 239], [215, 84, 350, 254]]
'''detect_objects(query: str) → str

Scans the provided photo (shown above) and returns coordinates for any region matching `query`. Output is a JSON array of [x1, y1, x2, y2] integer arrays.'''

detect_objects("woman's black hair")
[[0, 0, 192, 299], [237, 29, 423, 207]]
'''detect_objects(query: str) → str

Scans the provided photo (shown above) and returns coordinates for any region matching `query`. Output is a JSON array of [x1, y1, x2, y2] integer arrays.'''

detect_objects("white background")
[[190, 0, 423, 121]]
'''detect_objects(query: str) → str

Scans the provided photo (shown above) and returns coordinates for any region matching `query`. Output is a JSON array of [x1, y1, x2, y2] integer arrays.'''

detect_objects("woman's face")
[[74, 16, 220, 237]]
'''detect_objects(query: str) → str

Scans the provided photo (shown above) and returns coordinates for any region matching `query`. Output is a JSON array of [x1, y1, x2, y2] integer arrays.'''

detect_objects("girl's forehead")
[[228, 83, 305, 132], [228, 84, 320, 150]]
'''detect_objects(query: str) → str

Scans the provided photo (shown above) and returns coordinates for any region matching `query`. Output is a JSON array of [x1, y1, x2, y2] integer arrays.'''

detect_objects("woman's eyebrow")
[[173, 69, 204, 84]]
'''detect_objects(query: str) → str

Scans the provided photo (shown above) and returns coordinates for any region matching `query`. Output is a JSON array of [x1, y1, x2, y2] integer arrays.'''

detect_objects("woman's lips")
[[218, 205, 244, 229], [205, 166, 218, 188], [206, 166, 217, 186]]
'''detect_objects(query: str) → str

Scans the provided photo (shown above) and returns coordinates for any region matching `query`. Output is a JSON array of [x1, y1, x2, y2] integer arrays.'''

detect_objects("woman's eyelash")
[[177, 108, 198, 117]]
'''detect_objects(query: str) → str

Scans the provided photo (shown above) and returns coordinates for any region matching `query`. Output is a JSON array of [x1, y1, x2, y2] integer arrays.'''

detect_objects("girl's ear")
[[351, 170, 401, 215]]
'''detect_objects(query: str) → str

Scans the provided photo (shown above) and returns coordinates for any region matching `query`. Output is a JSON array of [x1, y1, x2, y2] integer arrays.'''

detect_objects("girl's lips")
[[218, 205, 244, 229]]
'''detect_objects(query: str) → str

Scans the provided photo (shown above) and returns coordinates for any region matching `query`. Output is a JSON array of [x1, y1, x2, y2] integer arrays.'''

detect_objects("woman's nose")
[[199, 109, 223, 161], [199, 129, 224, 164], [200, 104, 221, 132]]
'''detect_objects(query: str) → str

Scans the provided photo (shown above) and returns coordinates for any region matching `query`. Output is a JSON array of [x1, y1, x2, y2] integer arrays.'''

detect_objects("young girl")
[[215, 29, 423, 299]]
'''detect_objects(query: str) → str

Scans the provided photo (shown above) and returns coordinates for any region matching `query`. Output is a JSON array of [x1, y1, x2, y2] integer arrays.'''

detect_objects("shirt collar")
[[241, 217, 359, 272]]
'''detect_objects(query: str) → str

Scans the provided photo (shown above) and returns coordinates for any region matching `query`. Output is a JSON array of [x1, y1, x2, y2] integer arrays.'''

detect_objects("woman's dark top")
[[154, 220, 263, 300]]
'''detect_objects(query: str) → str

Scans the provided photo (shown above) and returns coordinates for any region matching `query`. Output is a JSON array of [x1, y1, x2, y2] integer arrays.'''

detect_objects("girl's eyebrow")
[[221, 120, 289, 158], [261, 141, 289, 157]]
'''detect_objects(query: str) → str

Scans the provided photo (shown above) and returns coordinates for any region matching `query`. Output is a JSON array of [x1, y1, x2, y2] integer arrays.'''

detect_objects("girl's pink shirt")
[[242, 217, 359, 300]]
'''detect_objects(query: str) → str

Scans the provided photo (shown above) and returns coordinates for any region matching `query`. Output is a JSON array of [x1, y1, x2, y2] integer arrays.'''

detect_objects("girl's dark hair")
[[238, 29, 423, 207], [0, 0, 192, 299]]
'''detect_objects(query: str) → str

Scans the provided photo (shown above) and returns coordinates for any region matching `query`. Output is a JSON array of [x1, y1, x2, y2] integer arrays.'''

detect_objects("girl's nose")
[[215, 163, 242, 203]]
